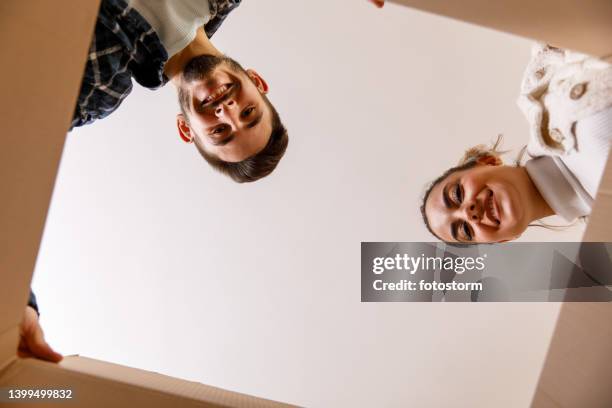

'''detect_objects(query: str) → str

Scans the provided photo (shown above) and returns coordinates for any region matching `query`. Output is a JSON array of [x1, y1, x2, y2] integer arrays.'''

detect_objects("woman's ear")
[[476, 154, 503, 166], [246, 69, 269, 94]]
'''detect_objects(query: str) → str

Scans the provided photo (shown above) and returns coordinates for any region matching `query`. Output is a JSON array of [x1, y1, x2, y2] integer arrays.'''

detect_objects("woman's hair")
[[420, 135, 507, 241], [456, 135, 507, 167]]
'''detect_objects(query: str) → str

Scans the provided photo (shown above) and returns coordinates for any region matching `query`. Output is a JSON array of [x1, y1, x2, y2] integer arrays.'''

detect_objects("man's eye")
[[212, 126, 226, 134], [241, 107, 255, 118]]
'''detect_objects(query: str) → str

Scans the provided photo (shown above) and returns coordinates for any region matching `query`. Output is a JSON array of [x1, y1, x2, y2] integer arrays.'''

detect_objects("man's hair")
[[192, 96, 288, 183]]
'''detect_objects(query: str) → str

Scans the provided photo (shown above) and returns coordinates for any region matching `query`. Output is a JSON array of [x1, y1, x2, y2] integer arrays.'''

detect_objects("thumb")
[[25, 325, 63, 363]]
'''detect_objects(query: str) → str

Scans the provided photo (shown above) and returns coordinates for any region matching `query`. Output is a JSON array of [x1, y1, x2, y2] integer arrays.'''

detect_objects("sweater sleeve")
[[28, 290, 40, 316]]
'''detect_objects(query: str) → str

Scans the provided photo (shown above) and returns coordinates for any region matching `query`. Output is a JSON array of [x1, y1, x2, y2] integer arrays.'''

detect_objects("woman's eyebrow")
[[442, 185, 452, 209], [451, 221, 460, 241]]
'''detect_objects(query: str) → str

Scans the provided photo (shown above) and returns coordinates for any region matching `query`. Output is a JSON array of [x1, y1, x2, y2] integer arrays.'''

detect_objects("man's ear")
[[475, 154, 503, 166], [246, 69, 269, 94], [176, 113, 194, 143]]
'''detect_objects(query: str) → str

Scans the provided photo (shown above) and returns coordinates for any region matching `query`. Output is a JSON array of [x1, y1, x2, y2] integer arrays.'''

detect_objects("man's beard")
[[181, 54, 246, 82]]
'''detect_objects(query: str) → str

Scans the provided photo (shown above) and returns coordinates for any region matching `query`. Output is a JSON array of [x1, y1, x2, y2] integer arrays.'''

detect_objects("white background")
[[33, 1, 584, 407]]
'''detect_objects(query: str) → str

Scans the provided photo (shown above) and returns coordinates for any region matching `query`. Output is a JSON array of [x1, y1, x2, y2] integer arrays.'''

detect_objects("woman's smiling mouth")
[[484, 189, 501, 225]]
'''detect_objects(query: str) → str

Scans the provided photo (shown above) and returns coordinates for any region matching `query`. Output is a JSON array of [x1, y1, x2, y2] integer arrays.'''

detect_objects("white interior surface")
[[32, 1, 578, 407]]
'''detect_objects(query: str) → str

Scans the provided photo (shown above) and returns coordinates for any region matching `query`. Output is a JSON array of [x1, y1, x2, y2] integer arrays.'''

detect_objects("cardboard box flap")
[[0, 357, 295, 407], [0, 327, 19, 374], [388, 0, 612, 57], [0, 0, 100, 369], [584, 155, 612, 241]]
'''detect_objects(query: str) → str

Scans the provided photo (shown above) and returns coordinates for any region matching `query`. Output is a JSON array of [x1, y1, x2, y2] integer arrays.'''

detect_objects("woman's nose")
[[465, 200, 482, 222]]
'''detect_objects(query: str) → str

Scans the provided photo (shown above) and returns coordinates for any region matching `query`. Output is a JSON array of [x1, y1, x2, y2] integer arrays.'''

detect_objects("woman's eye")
[[241, 107, 255, 118], [453, 184, 463, 204], [462, 222, 472, 241]]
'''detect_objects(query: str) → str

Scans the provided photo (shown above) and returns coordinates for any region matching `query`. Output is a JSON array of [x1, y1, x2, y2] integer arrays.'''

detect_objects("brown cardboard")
[[0, 357, 293, 407], [529, 155, 612, 407], [0, 1, 294, 406], [388, 0, 612, 58], [0, 0, 100, 356], [1, 1, 610, 407], [583, 156, 612, 241], [530, 303, 612, 408]]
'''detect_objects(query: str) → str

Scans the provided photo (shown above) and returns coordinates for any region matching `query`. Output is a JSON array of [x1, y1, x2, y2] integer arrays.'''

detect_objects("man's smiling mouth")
[[202, 83, 233, 106], [485, 189, 501, 225]]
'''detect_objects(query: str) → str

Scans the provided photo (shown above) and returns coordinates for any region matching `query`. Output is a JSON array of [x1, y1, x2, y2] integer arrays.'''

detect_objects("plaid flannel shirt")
[[71, 0, 241, 129]]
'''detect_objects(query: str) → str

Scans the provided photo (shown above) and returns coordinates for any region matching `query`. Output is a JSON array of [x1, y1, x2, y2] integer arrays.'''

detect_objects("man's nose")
[[214, 99, 237, 117]]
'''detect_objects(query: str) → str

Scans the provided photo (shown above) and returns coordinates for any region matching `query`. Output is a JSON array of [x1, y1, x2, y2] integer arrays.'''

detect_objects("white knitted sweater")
[[519, 44, 612, 220], [518, 43, 612, 156]]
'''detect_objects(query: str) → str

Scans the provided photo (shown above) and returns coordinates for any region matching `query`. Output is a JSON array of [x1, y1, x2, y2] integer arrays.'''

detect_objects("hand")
[[18, 306, 62, 363], [368, 0, 385, 7]]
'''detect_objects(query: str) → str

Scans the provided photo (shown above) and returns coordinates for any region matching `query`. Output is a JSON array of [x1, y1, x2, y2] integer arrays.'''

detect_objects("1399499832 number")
[[7, 389, 73, 399]]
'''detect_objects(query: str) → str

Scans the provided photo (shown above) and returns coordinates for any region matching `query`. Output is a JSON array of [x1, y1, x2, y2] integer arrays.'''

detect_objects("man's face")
[[176, 56, 273, 163]]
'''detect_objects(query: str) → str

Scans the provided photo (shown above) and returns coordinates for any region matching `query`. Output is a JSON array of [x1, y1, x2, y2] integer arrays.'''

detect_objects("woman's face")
[[424, 163, 532, 243]]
